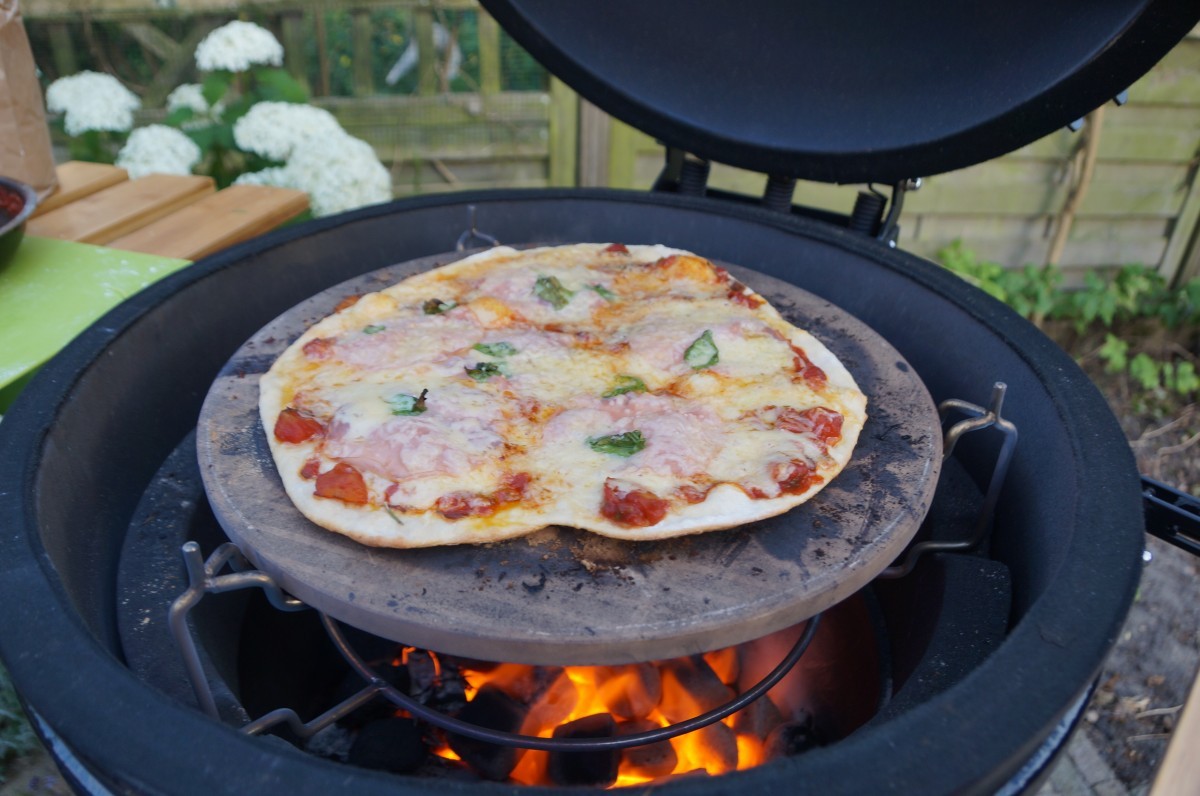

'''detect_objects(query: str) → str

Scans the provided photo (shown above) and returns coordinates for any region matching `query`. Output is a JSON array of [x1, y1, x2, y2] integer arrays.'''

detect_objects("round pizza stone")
[[198, 250, 941, 665]]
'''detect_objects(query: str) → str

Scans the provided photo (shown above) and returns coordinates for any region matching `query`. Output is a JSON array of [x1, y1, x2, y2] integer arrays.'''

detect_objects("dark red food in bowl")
[[0, 177, 38, 268]]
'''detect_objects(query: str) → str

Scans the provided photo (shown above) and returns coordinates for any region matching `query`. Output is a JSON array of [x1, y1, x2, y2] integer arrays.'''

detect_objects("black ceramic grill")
[[1, 2, 1198, 793]]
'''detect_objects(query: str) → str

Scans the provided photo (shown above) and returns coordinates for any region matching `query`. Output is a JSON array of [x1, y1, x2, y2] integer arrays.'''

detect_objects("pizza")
[[258, 244, 867, 548]]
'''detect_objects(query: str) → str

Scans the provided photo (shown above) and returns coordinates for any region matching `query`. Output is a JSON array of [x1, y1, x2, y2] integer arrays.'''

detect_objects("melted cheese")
[[260, 243, 868, 548]]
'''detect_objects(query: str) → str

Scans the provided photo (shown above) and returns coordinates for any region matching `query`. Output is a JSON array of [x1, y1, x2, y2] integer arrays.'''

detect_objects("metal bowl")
[[0, 176, 39, 269]]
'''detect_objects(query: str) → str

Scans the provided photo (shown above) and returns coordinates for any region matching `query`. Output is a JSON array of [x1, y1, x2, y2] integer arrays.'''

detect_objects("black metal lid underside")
[[481, 0, 1199, 184]]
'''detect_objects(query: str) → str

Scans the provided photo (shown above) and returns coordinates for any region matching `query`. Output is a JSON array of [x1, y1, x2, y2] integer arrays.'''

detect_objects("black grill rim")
[[0, 188, 1142, 795]]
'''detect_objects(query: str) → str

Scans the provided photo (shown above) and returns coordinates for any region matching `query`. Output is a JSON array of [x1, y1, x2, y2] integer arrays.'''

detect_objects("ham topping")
[[324, 415, 503, 481]]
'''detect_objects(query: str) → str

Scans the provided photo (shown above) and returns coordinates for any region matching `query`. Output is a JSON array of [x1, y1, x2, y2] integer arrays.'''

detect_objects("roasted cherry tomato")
[[314, 462, 368, 504], [274, 407, 325, 443], [600, 479, 668, 527]]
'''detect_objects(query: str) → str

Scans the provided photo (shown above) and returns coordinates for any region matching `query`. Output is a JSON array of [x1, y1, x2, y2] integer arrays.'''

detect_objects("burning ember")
[[328, 622, 837, 788]]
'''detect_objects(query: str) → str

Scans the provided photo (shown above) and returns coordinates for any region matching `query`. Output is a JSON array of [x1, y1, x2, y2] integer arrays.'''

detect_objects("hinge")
[[651, 147, 921, 243]]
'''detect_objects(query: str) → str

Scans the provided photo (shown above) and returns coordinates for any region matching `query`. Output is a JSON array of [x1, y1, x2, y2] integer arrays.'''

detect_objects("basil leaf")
[[588, 283, 617, 302], [362, 324, 386, 335], [473, 341, 518, 358], [466, 361, 509, 381], [684, 329, 719, 369], [587, 430, 646, 457], [423, 298, 457, 315], [602, 375, 647, 398], [386, 388, 428, 415], [533, 275, 575, 309]]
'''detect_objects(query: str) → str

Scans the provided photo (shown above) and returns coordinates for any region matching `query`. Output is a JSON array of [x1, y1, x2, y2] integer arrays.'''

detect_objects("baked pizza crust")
[[259, 244, 867, 547]]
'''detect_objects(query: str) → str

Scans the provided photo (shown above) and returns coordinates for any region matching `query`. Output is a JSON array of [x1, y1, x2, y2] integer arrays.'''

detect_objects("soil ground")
[[1065, 331, 1200, 792]]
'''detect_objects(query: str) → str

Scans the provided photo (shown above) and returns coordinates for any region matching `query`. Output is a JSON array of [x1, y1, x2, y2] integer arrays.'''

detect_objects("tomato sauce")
[[776, 406, 844, 446], [302, 337, 336, 360], [435, 492, 496, 520], [788, 343, 827, 387], [600, 479, 669, 527], [773, 459, 823, 495], [728, 287, 765, 309]]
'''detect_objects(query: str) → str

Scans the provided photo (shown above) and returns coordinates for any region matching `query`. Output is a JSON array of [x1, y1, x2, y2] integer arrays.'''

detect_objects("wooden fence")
[[602, 26, 1200, 283], [21, 1, 1200, 281]]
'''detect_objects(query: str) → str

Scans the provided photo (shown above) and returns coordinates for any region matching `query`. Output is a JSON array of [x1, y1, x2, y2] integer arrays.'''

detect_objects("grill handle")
[[1143, 476, 1200, 557]]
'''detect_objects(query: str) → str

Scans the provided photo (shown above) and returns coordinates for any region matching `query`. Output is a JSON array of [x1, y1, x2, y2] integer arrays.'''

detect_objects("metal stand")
[[455, 205, 500, 251], [170, 542, 821, 752], [171, 381, 1017, 751], [879, 382, 1018, 579]]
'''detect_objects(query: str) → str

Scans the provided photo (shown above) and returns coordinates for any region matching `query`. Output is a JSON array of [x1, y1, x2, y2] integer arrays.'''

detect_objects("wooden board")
[[26, 174, 214, 245], [196, 252, 942, 666], [1151, 669, 1200, 795], [32, 161, 128, 217], [106, 184, 309, 260]]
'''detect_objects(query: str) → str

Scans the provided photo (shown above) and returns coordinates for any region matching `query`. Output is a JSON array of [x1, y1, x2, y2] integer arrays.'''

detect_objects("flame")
[[450, 639, 781, 788]]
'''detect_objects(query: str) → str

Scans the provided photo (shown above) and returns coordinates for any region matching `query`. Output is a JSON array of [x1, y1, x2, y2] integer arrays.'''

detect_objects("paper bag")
[[0, 0, 58, 200]]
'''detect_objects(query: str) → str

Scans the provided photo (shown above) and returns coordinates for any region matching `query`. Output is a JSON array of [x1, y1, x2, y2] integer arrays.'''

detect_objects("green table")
[[0, 236, 190, 413]]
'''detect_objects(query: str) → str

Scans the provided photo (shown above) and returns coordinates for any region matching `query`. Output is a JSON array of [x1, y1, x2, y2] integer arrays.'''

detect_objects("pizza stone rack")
[[197, 249, 944, 666], [171, 383, 1017, 752]]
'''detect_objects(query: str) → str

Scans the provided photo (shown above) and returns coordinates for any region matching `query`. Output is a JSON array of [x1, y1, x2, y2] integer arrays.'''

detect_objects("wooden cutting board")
[[27, 173, 215, 245]]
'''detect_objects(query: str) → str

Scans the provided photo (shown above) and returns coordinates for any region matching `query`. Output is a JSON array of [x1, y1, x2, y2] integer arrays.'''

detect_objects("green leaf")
[[187, 125, 217, 151], [1168, 361, 1200, 396], [684, 330, 719, 369], [587, 430, 646, 457], [1129, 353, 1162, 392], [201, 71, 233, 106], [1098, 333, 1129, 374], [473, 341, 517, 358], [602, 375, 647, 398], [588, 283, 617, 302], [363, 324, 386, 335], [212, 122, 237, 150], [533, 275, 575, 309], [386, 389, 428, 415], [465, 361, 509, 381], [164, 107, 196, 127], [423, 298, 457, 315], [251, 67, 310, 103]]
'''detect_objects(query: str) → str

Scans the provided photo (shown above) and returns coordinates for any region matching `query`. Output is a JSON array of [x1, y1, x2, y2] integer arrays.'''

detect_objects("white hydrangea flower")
[[115, 125, 202, 178], [284, 135, 391, 217], [232, 101, 345, 162], [166, 84, 210, 114], [45, 71, 141, 136], [167, 84, 224, 130], [233, 167, 291, 188], [195, 21, 284, 73]]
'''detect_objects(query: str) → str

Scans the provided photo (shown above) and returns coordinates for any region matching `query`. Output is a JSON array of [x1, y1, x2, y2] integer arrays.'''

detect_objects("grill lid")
[[481, 0, 1198, 184]]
